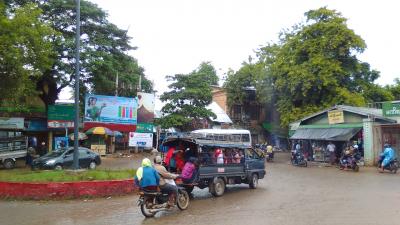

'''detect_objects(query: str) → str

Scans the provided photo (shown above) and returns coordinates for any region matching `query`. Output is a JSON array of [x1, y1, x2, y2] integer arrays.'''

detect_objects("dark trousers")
[[160, 183, 178, 196]]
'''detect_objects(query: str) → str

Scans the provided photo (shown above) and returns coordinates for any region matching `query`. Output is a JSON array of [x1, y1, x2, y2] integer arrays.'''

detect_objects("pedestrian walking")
[[327, 142, 336, 165]]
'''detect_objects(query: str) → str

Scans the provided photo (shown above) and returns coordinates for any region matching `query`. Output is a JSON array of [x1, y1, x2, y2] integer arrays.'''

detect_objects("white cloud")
[[60, 0, 400, 99]]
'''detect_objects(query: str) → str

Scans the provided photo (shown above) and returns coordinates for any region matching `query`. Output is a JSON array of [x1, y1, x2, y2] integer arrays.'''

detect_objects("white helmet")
[[353, 144, 358, 149]]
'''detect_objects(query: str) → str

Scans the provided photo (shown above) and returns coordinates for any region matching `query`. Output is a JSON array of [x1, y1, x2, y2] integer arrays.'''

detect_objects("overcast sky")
[[61, 0, 400, 99]]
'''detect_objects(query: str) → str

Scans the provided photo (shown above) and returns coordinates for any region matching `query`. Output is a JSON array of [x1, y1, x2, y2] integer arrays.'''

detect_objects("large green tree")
[[0, 2, 56, 108], [5, 0, 152, 108], [262, 7, 384, 127], [157, 63, 218, 130]]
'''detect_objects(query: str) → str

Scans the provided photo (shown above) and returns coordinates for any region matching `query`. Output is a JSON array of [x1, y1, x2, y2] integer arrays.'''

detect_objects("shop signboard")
[[136, 123, 154, 133], [129, 132, 153, 148], [48, 105, 75, 128], [328, 110, 344, 124], [382, 102, 400, 117], [137, 92, 155, 123], [84, 94, 138, 125], [0, 117, 24, 129]]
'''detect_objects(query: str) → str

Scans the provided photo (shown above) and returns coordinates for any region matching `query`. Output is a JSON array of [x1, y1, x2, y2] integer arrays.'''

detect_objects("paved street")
[[1, 153, 399, 225]]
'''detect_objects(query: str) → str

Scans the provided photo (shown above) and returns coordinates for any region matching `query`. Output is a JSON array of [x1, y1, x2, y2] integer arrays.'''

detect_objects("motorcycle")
[[266, 152, 274, 162], [291, 152, 307, 167], [137, 185, 190, 217], [339, 155, 359, 172], [378, 158, 398, 174]]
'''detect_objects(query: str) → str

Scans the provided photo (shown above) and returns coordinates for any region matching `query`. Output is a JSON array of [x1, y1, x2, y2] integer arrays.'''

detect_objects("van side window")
[[241, 134, 250, 142], [232, 134, 241, 142]]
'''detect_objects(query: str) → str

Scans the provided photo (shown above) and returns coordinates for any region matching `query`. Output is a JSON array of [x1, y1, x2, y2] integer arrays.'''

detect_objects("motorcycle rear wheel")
[[140, 199, 156, 218]]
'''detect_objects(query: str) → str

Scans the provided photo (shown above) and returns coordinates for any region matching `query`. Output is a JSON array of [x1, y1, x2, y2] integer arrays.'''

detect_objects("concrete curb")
[[0, 179, 138, 200]]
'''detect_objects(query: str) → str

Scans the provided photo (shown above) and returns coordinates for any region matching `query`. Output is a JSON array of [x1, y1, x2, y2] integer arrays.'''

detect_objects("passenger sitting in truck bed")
[[224, 149, 233, 164], [214, 148, 224, 164], [233, 149, 241, 164], [181, 157, 199, 184], [175, 150, 185, 173], [200, 151, 212, 165]]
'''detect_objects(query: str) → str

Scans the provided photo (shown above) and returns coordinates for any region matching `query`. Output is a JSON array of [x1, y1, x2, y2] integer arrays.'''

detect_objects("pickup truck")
[[0, 136, 28, 169], [162, 136, 266, 197]]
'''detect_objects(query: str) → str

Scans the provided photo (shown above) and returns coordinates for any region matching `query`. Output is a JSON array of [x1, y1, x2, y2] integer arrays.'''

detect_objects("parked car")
[[31, 147, 101, 170]]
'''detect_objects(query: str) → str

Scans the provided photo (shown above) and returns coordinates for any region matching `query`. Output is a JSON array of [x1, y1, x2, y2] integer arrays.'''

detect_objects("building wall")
[[212, 89, 228, 113]]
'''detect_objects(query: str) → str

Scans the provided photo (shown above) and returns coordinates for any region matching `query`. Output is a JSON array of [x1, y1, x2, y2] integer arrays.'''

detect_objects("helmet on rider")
[[384, 143, 391, 148]]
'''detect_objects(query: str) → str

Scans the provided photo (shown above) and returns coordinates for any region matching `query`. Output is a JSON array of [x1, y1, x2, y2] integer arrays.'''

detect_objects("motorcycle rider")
[[135, 158, 160, 191], [379, 143, 395, 173], [153, 155, 179, 207]]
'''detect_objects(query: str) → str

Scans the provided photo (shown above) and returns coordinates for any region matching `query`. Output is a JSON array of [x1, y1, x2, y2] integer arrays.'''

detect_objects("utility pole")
[[115, 72, 119, 96], [72, 0, 80, 170]]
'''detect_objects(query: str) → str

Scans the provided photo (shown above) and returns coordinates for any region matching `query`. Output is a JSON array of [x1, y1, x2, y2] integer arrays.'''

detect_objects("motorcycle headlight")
[[46, 159, 57, 165]]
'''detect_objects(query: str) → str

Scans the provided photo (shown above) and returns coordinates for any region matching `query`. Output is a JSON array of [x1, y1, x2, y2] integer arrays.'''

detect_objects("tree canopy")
[[157, 62, 217, 130], [259, 7, 390, 127], [3, 0, 152, 109], [0, 2, 56, 108]]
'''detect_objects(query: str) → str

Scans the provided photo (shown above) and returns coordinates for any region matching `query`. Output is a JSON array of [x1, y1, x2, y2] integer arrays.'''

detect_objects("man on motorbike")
[[135, 158, 160, 191], [153, 156, 179, 207], [379, 143, 395, 173]]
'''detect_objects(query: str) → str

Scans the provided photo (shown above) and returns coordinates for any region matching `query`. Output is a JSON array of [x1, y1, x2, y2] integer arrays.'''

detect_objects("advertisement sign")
[[84, 94, 138, 125], [0, 117, 24, 130], [136, 123, 154, 133], [383, 102, 400, 117], [137, 92, 155, 123], [48, 105, 75, 128], [129, 132, 153, 148], [328, 110, 344, 124], [54, 137, 68, 149]]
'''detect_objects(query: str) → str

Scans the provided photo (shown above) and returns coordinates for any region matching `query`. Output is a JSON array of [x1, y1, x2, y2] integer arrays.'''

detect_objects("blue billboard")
[[84, 94, 138, 125]]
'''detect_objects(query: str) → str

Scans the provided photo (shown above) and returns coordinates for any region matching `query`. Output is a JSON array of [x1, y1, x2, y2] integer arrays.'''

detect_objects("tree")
[[263, 7, 382, 127], [0, 2, 56, 108], [387, 78, 400, 100], [224, 59, 273, 107], [5, 0, 152, 108], [157, 63, 217, 130]]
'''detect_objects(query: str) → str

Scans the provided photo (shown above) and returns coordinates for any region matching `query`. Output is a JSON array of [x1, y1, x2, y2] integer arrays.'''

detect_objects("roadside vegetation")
[[0, 169, 136, 182]]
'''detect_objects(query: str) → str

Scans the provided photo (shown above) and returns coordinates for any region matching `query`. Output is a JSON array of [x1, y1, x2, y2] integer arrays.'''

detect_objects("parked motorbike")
[[378, 158, 398, 174], [291, 152, 307, 167], [138, 186, 190, 217], [339, 155, 359, 172]]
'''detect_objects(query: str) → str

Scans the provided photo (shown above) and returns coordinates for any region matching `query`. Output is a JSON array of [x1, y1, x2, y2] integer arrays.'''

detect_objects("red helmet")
[[215, 149, 222, 154]]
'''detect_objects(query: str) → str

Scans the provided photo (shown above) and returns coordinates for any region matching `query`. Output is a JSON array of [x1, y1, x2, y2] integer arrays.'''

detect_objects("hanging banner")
[[129, 132, 153, 148], [137, 92, 155, 123], [328, 110, 344, 124], [84, 94, 138, 125], [54, 137, 69, 149]]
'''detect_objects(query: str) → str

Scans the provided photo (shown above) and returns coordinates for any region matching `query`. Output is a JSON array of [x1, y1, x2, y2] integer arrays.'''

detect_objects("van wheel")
[[210, 178, 225, 197], [249, 173, 258, 189], [4, 159, 15, 169]]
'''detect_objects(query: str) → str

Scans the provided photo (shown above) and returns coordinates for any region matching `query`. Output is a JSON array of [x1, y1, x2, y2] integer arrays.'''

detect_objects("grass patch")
[[0, 168, 136, 182]]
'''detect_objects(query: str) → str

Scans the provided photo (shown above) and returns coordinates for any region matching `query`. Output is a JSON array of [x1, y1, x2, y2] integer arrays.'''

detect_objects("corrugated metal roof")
[[206, 102, 233, 124]]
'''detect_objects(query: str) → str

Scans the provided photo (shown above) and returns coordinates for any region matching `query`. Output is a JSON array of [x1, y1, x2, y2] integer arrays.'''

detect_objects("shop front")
[[290, 105, 396, 165]]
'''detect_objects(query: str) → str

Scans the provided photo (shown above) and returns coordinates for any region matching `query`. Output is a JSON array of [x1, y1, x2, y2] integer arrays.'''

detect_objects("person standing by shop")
[[39, 142, 48, 156], [327, 142, 336, 165]]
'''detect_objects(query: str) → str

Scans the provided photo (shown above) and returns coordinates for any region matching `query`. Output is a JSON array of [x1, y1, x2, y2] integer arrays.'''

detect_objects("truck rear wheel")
[[3, 159, 15, 169], [210, 178, 225, 197]]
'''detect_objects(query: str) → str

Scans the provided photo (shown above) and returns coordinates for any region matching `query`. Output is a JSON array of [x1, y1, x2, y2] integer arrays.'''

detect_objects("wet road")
[[1, 153, 399, 225]]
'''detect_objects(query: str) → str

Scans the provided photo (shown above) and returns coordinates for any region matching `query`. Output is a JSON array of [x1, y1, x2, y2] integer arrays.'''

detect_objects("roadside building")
[[289, 105, 396, 166]]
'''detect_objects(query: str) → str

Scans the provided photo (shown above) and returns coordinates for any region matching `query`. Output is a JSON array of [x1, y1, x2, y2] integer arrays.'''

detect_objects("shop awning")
[[290, 127, 361, 141]]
